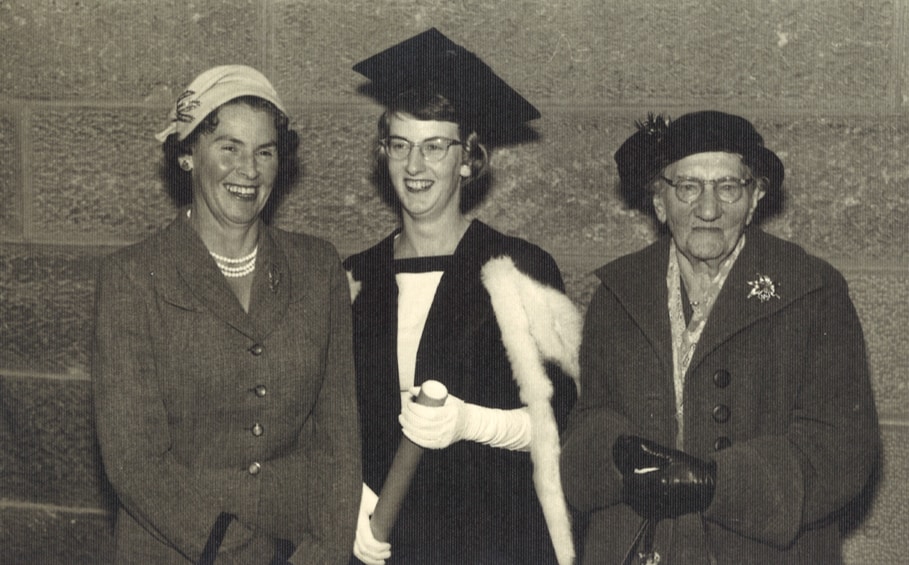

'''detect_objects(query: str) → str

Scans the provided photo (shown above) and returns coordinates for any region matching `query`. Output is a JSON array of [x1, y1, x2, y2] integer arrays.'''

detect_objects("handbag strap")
[[622, 518, 659, 565], [198, 512, 235, 565]]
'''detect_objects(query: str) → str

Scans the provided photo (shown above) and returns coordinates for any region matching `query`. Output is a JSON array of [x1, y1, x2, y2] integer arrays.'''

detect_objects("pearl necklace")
[[210, 246, 258, 278], [185, 209, 258, 277]]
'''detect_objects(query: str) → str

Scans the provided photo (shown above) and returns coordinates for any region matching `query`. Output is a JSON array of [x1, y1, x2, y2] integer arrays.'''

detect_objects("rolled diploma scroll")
[[369, 380, 448, 542]]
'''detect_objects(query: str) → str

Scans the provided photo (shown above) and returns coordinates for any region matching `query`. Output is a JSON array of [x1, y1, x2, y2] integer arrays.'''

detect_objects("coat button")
[[713, 370, 731, 388], [712, 404, 731, 423], [714, 437, 732, 451], [251, 423, 264, 437], [254, 385, 267, 397], [248, 462, 262, 475], [249, 343, 264, 356]]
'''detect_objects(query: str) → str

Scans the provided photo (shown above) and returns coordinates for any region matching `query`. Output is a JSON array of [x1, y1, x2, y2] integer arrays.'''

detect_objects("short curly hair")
[[371, 87, 491, 214]]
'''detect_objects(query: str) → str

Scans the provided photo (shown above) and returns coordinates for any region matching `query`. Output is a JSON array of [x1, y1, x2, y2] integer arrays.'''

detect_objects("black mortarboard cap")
[[353, 28, 540, 139]]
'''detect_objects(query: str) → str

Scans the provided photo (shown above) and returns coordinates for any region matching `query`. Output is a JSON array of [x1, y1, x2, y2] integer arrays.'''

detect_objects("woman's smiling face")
[[187, 102, 278, 228], [386, 112, 470, 223]]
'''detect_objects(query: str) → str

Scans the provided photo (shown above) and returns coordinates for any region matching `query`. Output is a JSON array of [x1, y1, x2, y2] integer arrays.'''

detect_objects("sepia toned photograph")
[[0, 1, 902, 563]]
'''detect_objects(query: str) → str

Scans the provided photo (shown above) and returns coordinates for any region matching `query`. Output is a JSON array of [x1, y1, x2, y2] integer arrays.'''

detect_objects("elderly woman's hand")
[[613, 435, 716, 520]]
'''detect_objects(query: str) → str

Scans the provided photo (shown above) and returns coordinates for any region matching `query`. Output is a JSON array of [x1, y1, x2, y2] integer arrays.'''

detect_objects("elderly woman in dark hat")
[[345, 28, 580, 565], [560, 111, 879, 565], [93, 65, 360, 564]]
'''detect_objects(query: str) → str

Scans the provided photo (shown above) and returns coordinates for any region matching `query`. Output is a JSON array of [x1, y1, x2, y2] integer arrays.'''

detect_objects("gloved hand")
[[399, 387, 467, 449], [353, 483, 392, 565], [399, 386, 533, 451], [613, 435, 717, 520]]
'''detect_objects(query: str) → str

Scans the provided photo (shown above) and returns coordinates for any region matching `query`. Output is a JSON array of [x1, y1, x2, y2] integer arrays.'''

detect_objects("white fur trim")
[[481, 256, 582, 565]]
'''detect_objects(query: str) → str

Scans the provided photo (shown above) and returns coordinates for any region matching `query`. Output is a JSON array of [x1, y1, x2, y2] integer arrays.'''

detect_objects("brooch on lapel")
[[747, 274, 780, 302], [268, 266, 281, 293]]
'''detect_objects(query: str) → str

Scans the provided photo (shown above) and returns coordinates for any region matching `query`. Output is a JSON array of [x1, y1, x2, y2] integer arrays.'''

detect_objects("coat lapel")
[[164, 215, 259, 340], [688, 228, 822, 372], [597, 237, 675, 376], [247, 228, 291, 340]]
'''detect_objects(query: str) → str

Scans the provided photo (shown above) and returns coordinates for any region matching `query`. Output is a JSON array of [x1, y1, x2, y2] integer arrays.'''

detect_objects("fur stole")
[[481, 256, 582, 565]]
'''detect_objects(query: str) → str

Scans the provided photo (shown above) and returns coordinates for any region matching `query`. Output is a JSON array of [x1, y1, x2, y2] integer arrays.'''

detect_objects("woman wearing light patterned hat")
[[93, 65, 361, 565]]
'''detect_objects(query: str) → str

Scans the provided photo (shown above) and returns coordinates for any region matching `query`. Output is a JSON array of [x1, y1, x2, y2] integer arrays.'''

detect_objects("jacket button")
[[254, 385, 267, 397], [251, 423, 264, 437], [712, 404, 731, 423], [714, 437, 732, 451], [248, 462, 262, 475], [713, 370, 731, 388], [249, 343, 264, 356]]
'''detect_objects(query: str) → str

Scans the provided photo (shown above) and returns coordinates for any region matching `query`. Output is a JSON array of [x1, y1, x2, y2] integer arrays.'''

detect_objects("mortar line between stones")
[[0, 500, 108, 515], [0, 369, 89, 383]]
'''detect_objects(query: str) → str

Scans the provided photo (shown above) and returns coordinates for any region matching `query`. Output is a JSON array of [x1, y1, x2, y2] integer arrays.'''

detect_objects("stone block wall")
[[1, 0, 907, 562]]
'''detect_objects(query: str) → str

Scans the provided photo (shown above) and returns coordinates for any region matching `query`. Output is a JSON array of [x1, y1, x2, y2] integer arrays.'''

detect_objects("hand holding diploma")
[[368, 380, 448, 545]]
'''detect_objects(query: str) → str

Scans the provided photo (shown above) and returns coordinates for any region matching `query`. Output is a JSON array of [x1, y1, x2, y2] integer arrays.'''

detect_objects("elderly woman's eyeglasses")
[[659, 175, 755, 204], [382, 136, 463, 163]]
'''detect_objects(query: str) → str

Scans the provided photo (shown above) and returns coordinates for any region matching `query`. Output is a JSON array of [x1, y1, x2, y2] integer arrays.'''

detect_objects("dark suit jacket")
[[561, 228, 880, 565], [93, 214, 361, 564], [345, 220, 578, 564]]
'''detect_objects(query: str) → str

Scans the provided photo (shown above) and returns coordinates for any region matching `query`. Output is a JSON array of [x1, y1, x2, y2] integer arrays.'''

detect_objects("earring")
[[179, 159, 192, 171], [460, 164, 471, 177]]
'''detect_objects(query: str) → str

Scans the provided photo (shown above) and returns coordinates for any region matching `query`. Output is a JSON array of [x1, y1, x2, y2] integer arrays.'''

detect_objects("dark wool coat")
[[93, 214, 361, 565], [344, 220, 578, 565], [561, 228, 880, 565]]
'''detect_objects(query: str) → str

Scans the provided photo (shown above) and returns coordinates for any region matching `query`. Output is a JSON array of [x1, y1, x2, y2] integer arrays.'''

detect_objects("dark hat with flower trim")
[[352, 28, 540, 140], [615, 110, 785, 213]]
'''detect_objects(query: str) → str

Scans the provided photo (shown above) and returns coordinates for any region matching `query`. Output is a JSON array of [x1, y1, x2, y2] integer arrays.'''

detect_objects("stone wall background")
[[1, 1, 907, 563]]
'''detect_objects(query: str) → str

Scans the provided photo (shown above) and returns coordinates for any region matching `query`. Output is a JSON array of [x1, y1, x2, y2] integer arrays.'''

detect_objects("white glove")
[[399, 387, 466, 449], [399, 386, 532, 451], [353, 483, 391, 565]]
